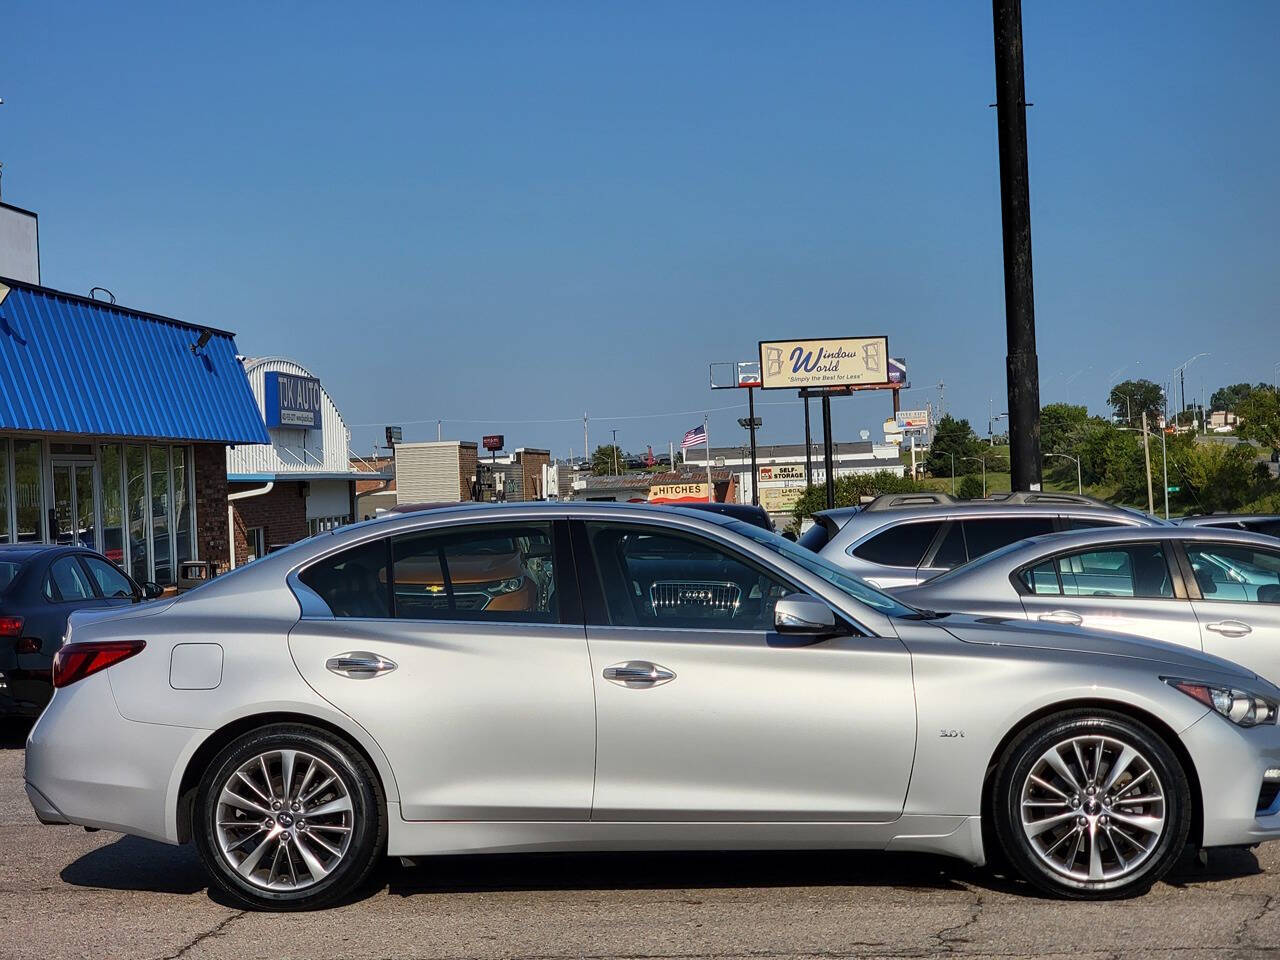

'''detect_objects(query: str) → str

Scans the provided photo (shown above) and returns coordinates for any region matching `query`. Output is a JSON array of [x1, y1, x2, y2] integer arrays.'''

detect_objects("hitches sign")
[[648, 482, 709, 503], [264, 372, 322, 429], [758, 336, 889, 390]]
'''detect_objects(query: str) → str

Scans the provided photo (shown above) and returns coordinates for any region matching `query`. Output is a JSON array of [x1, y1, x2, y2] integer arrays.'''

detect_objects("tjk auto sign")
[[758, 336, 890, 390]]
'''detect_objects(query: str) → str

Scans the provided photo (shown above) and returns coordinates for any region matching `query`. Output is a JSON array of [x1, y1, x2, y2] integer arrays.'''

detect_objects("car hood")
[[936, 612, 1258, 680]]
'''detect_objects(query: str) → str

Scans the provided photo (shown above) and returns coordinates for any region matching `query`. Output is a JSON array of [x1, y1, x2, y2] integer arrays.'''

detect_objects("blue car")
[[0, 544, 162, 718]]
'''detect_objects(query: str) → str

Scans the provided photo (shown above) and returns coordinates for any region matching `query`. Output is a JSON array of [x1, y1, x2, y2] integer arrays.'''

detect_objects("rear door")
[[848, 520, 946, 589], [1016, 541, 1203, 652], [1180, 540, 1280, 684], [915, 515, 1057, 582], [288, 519, 597, 821], [576, 518, 916, 822]]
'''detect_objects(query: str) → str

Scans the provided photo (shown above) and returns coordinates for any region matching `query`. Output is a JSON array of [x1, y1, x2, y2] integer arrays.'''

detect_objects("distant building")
[[683, 441, 903, 520], [226, 358, 377, 565], [1209, 410, 1239, 431], [571, 468, 737, 504]]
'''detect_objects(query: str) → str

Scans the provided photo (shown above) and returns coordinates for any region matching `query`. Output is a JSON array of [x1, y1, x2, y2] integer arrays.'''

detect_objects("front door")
[[287, 520, 596, 821], [1182, 540, 1280, 685], [576, 519, 916, 822], [51, 461, 97, 550]]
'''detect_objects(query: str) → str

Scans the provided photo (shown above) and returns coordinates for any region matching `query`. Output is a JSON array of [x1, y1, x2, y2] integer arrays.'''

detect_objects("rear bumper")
[[24, 673, 205, 844], [1182, 712, 1280, 847]]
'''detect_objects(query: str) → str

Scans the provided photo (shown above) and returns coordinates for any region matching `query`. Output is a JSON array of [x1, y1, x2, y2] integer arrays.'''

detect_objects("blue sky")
[[5, 1, 1278, 459]]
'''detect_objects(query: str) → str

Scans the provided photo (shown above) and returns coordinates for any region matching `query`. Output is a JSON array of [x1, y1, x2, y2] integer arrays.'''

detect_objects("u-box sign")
[[264, 372, 322, 429]]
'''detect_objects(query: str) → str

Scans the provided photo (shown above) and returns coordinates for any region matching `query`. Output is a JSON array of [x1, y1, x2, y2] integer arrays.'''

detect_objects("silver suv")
[[801, 491, 1163, 591]]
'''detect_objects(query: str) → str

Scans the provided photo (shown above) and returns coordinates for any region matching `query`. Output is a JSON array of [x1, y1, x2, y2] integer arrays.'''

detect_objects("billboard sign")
[[736, 360, 762, 387], [759, 485, 805, 514], [896, 409, 930, 433], [759, 464, 807, 482], [482, 434, 505, 452], [385, 425, 403, 446], [888, 357, 908, 386], [758, 336, 889, 390], [263, 372, 322, 429]]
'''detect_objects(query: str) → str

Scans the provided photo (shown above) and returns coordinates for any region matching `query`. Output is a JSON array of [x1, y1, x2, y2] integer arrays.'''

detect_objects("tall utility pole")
[[992, 0, 1043, 491], [1141, 411, 1155, 515], [610, 429, 620, 475], [583, 413, 589, 467]]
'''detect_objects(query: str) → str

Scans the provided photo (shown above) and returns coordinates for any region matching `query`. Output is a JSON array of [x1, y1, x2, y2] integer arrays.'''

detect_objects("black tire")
[[193, 723, 386, 911], [992, 709, 1191, 900]]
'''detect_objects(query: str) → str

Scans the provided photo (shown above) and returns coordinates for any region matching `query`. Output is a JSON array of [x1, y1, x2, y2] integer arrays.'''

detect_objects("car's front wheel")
[[193, 723, 385, 910], [993, 709, 1191, 899]]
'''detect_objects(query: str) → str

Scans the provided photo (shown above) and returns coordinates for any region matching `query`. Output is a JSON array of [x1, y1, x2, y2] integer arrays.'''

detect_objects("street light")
[[1044, 452, 1082, 494], [1117, 424, 1169, 519], [1173, 352, 1210, 429], [960, 456, 986, 498]]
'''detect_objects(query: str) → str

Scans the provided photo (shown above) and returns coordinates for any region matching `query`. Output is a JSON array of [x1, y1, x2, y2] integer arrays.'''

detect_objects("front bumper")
[[24, 672, 205, 844], [1182, 710, 1280, 847]]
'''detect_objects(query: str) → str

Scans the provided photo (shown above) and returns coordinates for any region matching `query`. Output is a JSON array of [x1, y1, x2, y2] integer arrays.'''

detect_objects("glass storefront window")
[[150, 446, 172, 585], [173, 446, 193, 567], [0, 439, 8, 543], [126, 444, 149, 583], [13, 440, 43, 543], [101, 445, 124, 566]]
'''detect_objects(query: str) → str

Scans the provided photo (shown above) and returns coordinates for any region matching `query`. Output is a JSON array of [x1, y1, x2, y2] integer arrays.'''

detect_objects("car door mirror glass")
[[774, 595, 839, 636]]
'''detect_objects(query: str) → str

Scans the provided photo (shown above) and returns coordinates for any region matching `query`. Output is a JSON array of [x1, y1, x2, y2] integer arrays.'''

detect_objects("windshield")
[[725, 520, 920, 618]]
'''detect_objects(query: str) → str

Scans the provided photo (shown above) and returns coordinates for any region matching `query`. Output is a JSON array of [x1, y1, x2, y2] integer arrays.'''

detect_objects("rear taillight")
[[52, 640, 146, 689], [0, 616, 24, 638]]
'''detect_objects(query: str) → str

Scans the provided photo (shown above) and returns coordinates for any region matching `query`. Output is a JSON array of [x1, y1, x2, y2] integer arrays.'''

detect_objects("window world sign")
[[758, 336, 890, 390], [264, 372, 322, 429]]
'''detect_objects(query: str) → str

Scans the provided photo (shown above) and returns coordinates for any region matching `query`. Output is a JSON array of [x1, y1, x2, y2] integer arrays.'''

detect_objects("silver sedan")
[[896, 526, 1280, 685], [24, 504, 1280, 909]]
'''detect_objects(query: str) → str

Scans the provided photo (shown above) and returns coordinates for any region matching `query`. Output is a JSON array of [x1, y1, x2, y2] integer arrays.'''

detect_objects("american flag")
[[681, 424, 707, 449]]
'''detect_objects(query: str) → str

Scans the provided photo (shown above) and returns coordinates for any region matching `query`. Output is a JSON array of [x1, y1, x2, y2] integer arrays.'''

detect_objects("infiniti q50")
[[24, 504, 1280, 909]]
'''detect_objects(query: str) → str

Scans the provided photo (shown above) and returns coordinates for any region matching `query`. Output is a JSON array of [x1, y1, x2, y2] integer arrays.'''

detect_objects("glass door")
[[51, 460, 99, 550]]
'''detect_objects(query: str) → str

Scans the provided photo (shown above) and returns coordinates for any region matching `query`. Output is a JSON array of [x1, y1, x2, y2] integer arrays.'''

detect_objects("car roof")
[[1176, 514, 1280, 526], [961, 523, 1280, 569], [0, 544, 90, 559]]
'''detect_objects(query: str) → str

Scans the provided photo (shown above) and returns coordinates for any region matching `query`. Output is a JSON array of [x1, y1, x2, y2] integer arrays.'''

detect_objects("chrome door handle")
[[602, 660, 675, 687], [326, 651, 398, 679], [1205, 620, 1253, 638], [1039, 610, 1083, 626]]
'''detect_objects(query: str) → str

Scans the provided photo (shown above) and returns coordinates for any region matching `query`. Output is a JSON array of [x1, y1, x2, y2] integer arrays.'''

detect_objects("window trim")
[[1010, 539, 1186, 602]]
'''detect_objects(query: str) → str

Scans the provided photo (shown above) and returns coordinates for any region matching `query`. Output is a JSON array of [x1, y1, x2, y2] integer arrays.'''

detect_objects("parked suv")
[[803, 491, 1162, 590], [1176, 514, 1280, 538]]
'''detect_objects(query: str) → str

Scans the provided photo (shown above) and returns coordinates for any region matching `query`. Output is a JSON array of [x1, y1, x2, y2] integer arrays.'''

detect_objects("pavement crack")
[[1232, 893, 1276, 950], [930, 891, 984, 953], [156, 909, 246, 960]]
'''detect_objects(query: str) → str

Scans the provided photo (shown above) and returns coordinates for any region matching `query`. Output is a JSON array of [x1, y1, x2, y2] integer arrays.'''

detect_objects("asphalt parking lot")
[[2, 724, 1279, 960]]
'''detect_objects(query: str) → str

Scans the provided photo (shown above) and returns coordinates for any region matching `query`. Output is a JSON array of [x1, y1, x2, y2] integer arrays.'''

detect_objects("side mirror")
[[774, 595, 840, 637], [142, 581, 164, 600]]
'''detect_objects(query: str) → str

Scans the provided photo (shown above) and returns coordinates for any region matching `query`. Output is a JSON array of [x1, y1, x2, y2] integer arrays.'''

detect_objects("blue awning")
[[0, 278, 269, 444]]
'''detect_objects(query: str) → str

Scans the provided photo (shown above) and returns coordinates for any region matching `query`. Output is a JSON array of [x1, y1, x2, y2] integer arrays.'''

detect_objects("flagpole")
[[704, 414, 713, 502]]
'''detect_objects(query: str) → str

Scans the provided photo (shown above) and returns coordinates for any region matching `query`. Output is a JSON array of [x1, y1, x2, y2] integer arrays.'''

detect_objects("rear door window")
[[961, 517, 1056, 560], [45, 555, 98, 602], [1056, 543, 1173, 599], [81, 556, 135, 599], [929, 522, 967, 570], [391, 523, 557, 623], [298, 539, 391, 618], [1019, 560, 1061, 595], [851, 521, 944, 568], [1184, 542, 1280, 603]]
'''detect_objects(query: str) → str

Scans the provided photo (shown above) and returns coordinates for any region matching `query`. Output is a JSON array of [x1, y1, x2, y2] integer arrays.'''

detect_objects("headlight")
[[1166, 678, 1280, 727], [484, 577, 524, 595]]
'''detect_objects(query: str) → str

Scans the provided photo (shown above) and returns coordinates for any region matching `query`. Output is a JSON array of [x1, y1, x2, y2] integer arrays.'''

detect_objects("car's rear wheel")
[[193, 723, 385, 910], [993, 710, 1191, 899]]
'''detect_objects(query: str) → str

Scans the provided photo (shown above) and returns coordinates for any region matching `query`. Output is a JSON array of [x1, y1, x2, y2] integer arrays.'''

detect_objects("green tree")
[[924, 415, 980, 478], [1210, 382, 1262, 412], [1040, 402, 1090, 454], [956, 474, 985, 500], [1108, 379, 1164, 426], [591, 444, 625, 476], [1235, 387, 1280, 452], [1172, 441, 1257, 514]]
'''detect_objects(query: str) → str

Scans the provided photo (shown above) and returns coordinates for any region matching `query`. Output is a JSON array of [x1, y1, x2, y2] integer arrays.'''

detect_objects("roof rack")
[[857, 490, 1121, 512], [978, 491, 1114, 508], [860, 492, 962, 511]]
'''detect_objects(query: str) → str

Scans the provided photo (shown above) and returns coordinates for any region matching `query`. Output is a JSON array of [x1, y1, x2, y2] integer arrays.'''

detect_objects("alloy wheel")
[[1019, 734, 1166, 885], [213, 749, 354, 891]]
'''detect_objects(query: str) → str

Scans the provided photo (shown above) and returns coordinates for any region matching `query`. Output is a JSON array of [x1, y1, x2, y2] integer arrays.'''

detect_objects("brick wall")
[[229, 480, 309, 565], [459, 444, 478, 501], [517, 450, 550, 501], [193, 443, 231, 571]]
